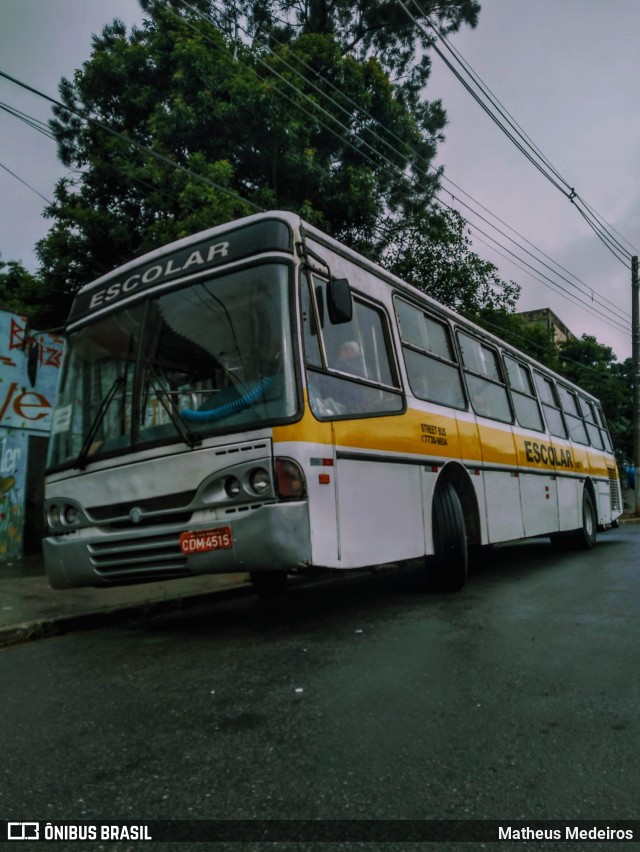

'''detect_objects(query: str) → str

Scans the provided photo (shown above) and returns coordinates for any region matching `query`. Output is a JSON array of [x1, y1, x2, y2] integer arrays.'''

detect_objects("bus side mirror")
[[327, 278, 352, 324]]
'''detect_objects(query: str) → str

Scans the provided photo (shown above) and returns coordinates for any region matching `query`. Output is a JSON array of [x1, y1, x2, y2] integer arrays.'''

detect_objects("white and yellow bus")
[[43, 211, 622, 593]]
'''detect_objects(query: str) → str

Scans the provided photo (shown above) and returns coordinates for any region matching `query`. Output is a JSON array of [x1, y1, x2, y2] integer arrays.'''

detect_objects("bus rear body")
[[43, 211, 622, 591]]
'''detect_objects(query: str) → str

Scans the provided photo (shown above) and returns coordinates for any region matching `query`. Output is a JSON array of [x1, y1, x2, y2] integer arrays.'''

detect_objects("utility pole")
[[633, 256, 640, 515]]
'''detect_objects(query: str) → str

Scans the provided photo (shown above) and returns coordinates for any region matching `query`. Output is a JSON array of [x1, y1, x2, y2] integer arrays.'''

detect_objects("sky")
[[0, 0, 638, 360]]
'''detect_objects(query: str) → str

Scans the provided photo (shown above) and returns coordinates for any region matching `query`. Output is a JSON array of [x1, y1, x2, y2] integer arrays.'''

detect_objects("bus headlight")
[[48, 505, 61, 529], [224, 476, 242, 498], [249, 467, 271, 495], [47, 502, 81, 531], [63, 504, 79, 525]]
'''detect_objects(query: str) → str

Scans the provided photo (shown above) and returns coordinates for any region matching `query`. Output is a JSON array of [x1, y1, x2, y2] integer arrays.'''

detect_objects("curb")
[[0, 580, 253, 650]]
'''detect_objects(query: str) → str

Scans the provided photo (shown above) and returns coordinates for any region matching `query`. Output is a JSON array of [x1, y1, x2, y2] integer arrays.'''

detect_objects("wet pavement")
[[1, 486, 636, 649]]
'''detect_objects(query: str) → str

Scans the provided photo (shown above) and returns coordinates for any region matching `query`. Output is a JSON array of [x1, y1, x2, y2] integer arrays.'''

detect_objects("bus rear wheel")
[[428, 481, 468, 592], [573, 489, 597, 549], [551, 489, 597, 550]]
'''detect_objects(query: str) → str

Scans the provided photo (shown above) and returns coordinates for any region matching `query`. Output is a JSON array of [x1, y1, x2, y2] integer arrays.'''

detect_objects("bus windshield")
[[47, 264, 297, 469]]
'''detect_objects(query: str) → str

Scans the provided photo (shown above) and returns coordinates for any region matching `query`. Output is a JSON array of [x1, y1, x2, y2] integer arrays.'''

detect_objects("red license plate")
[[179, 527, 233, 554]]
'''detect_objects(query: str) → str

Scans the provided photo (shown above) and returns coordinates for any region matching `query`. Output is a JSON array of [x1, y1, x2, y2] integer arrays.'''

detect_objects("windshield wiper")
[[145, 366, 202, 448], [74, 376, 125, 470]]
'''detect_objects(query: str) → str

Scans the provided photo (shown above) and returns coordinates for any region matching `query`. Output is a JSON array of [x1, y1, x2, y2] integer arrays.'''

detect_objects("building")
[[516, 308, 577, 345], [0, 309, 63, 560]]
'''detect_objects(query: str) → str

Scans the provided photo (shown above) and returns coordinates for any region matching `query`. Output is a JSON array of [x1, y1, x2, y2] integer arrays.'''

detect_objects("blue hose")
[[181, 375, 274, 423]]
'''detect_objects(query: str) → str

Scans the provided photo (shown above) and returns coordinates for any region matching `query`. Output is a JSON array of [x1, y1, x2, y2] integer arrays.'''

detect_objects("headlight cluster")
[[224, 466, 272, 500], [47, 502, 81, 531]]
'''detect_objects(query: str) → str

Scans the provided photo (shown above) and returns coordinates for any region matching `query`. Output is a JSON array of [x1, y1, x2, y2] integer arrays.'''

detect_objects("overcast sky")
[[0, 0, 637, 360]]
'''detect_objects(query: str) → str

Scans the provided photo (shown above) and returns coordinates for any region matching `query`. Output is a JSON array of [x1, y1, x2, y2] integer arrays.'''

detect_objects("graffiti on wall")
[[0, 432, 27, 558], [0, 315, 63, 432], [0, 312, 64, 558]]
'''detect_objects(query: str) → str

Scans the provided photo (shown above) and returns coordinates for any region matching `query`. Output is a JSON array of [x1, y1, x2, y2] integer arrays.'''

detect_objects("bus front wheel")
[[428, 481, 468, 592]]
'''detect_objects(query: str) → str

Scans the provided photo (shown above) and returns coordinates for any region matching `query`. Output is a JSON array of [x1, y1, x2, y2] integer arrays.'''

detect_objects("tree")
[[475, 307, 559, 370], [37, 0, 478, 307], [383, 207, 520, 315], [206, 0, 480, 105], [0, 257, 58, 328], [558, 335, 632, 462]]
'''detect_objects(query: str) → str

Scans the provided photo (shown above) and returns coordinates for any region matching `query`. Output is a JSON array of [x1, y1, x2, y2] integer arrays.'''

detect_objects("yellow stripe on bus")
[[273, 402, 616, 479]]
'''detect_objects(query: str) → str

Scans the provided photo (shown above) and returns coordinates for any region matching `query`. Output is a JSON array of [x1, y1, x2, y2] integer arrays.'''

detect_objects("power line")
[[0, 161, 51, 204], [194, 0, 622, 327], [0, 68, 263, 215], [436, 170, 629, 320], [0, 8, 631, 338], [437, 198, 632, 334], [405, 0, 634, 268], [177, 0, 630, 332], [192, 0, 630, 329], [437, 189, 630, 326]]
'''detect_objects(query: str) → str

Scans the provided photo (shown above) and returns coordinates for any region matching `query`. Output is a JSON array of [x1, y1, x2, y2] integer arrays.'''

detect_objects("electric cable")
[[188, 0, 631, 327], [406, 0, 634, 267]]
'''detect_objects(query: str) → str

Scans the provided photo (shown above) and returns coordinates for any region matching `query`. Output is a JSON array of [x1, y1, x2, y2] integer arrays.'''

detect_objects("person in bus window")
[[333, 340, 364, 377]]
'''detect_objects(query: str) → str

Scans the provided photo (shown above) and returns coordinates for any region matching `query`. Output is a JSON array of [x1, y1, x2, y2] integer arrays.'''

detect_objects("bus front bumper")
[[43, 501, 311, 589]]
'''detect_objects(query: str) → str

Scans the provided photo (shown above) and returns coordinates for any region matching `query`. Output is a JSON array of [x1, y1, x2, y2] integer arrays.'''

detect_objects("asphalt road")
[[2, 526, 640, 851]]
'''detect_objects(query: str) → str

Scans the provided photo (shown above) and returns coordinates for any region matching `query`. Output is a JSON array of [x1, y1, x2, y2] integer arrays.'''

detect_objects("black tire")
[[573, 489, 597, 550], [429, 481, 468, 592], [250, 571, 288, 597], [550, 489, 597, 550]]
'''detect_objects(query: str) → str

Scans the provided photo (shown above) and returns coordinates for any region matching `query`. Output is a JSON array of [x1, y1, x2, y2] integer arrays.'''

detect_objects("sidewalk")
[[0, 555, 251, 648]]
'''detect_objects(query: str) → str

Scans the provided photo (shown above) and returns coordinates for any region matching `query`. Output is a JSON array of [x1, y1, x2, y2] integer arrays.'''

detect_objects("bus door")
[[302, 274, 412, 568]]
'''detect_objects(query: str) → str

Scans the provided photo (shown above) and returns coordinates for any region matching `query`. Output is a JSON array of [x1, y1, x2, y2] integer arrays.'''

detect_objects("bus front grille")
[[88, 532, 188, 580]]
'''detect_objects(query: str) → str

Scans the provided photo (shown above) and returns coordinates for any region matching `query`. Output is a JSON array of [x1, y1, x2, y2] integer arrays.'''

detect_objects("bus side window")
[[558, 386, 589, 444], [504, 356, 544, 432], [306, 280, 403, 419], [595, 404, 614, 452], [579, 396, 604, 449], [395, 298, 465, 408], [457, 331, 512, 423], [534, 373, 567, 439]]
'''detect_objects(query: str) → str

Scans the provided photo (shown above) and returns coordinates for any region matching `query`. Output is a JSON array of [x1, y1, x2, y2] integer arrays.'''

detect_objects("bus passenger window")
[[596, 404, 613, 452], [458, 332, 512, 422], [534, 373, 567, 439], [579, 396, 604, 449], [504, 356, 544, 432], [395, 299, 465, 408], [558, 386, 589, 444]]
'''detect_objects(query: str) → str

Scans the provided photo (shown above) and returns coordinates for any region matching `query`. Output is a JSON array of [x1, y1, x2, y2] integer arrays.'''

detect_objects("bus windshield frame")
[[47, 262, 300, 472]]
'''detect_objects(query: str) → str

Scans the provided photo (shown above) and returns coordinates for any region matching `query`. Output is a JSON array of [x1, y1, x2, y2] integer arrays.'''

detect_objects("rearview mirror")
[[327, 278, 352, 324]]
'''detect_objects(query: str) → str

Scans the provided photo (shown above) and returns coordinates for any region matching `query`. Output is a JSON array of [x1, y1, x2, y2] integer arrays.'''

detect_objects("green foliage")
[[0, 257, 61, 329], [475, 308, 559, 370], [36, 0, 474, 308], [383, 207, 520, 315], [558, 336, 632, 461], [202, 0, 480, 107]]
